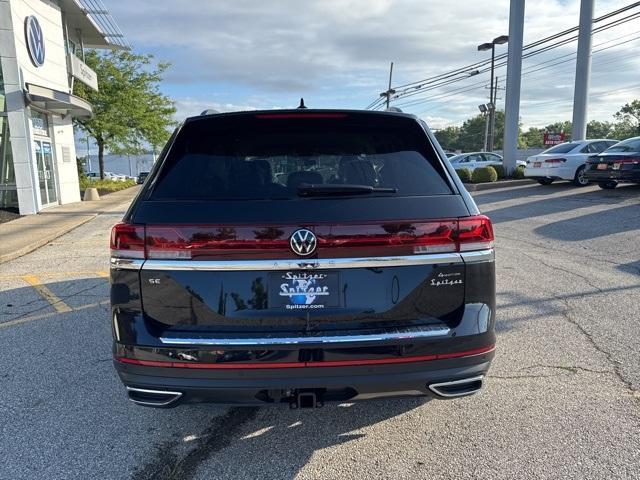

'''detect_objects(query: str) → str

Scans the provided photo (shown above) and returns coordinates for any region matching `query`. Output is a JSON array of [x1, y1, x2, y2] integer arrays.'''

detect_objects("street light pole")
[[478, 35, 508, 152], [488, 43, 495, 152]]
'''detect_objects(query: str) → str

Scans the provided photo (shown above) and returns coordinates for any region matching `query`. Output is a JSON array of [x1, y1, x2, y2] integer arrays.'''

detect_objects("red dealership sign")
[[543, 132, 565, 146]]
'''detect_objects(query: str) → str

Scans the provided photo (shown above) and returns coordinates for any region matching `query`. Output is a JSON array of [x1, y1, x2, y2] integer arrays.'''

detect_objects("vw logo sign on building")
[[290, 229, 317, 256], [25, 16, 45, 67]]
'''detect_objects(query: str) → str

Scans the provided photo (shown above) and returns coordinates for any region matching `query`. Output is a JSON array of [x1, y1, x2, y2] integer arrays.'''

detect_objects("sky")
[[104, 0, 640, 130]]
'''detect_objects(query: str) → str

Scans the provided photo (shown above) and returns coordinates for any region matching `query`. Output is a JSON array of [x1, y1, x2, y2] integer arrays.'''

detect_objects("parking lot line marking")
[[96, 271, 109, 278], [21, 275, 72, 313], [0, 300, 109, 330], [0, 271, 109, 280]]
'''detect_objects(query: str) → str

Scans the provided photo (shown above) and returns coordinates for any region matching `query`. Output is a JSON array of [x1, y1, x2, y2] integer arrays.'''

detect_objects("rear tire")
[[537, 178, 554, 185], [598, 181, 618, 190], [572, 166, 589, 187]]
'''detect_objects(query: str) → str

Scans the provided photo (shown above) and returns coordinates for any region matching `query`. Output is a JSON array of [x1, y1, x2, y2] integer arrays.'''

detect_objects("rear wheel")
[[537, 178, 554, 185], [572, 166, 589, 187], [598, 181, 618, 190]]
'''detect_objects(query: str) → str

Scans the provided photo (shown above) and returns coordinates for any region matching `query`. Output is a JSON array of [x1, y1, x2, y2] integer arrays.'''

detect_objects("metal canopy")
[[57, 0, 130, 49], [24, 83, 93, 118]]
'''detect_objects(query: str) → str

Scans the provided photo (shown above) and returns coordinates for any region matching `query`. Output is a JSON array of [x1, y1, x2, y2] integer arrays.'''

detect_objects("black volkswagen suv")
[[110, 109, 496, 408]]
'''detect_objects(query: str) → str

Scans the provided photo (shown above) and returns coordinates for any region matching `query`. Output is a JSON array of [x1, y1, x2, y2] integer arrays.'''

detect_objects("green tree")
[[521, 127, 544, 148], [457, 114, 488, 152], [73, 50, 176, 179], [434, 126, 461, 151], [587, 120, 614, 139], [614, 100, 640, 136]]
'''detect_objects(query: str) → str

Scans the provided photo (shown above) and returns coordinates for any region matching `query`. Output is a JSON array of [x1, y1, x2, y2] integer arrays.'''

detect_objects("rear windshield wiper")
[[297, 183, 398, 197]]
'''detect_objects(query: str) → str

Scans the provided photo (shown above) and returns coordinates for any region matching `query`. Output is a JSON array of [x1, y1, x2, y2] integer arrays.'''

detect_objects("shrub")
[[80, 177, 136, 195], [512, 165, 526, 179], [455, 168, 472, 183], [492, 164, 505, 179], [471, 166, 498, 183]]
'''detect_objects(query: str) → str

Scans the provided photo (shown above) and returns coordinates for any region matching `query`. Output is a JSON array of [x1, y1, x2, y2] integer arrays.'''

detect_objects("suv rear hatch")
[[115, 111, 491, 338]]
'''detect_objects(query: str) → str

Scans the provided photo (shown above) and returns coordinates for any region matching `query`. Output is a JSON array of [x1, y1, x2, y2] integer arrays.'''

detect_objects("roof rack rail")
[[200, 109, 220, 115], [385, 107, 403, 113]]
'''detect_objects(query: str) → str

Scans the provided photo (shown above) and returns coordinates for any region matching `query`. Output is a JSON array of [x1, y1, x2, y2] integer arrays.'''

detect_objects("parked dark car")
[[584, 136, 640, 189], [136, 172, 149, 184], [110, 109, 496, 408]]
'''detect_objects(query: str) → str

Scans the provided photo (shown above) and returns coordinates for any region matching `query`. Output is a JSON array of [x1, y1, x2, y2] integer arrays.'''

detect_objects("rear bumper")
[[584, 169, 640, 183], [524, 166, 574, 180], [115, 349, 494, 407]]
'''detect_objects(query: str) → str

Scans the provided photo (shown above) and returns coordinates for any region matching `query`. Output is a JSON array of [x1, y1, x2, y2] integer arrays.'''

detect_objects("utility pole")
[[379, 62, 395, 109], [503, 0, 525, 175], [571, 0, 594, 141]]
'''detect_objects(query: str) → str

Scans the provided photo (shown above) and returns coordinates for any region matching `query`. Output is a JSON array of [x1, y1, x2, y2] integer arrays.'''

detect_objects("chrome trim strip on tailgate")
[[110, 258, 144, 270], [460, 249, 494, 263], [142, 252, 463, 271], [159, 325, 451, 346]]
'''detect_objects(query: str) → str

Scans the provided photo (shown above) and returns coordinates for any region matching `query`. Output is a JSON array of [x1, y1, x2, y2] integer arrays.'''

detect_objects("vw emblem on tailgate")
[[290, 229, 317, 256]]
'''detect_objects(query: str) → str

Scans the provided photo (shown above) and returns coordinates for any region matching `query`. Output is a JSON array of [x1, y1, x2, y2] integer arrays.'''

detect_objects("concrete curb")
[[0, 214, 97, 264], [464, 179, 535, 192]]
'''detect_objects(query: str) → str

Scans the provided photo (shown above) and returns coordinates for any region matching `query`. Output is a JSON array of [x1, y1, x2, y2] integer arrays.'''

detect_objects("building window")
[[0, 64, 18, 210], [31, 110, 50, 137]]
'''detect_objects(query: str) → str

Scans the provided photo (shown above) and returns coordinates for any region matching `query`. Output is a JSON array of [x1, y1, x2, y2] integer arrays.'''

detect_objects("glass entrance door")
[[35, 140, 57, 206]]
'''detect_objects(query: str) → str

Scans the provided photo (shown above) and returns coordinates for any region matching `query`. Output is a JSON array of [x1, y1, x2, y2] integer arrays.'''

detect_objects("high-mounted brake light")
[[254, 113, 348, 119]]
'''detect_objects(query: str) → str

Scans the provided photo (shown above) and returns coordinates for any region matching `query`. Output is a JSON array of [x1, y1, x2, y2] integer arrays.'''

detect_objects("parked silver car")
[[448, 152, 526, 172]]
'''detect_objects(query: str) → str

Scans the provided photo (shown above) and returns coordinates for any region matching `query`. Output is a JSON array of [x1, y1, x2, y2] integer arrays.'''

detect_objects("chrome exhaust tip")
[[428, 375, 484, 398], [126, 387, 183, 407]]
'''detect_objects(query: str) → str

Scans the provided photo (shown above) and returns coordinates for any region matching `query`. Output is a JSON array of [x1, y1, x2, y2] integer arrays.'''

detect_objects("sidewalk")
[[0, 186, 140, 264]]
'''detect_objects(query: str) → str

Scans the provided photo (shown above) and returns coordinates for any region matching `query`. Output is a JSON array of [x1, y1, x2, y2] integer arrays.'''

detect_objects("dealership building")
[[0, 0, 127, 214]]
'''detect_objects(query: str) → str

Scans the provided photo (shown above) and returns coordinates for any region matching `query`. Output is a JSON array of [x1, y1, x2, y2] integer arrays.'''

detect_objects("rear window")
[[605, 138, 640, 153], [543, 142, 579, 154], [150, 113, 453, 200]]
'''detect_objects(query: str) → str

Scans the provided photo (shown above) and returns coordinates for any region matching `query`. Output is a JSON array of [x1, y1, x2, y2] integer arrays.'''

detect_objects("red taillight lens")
[[544, 158, 566, 164], [110, 223, 145, 259], [456, 215, 494, 252], [112, 216, 494, 261], [614, 157, 640, 164]]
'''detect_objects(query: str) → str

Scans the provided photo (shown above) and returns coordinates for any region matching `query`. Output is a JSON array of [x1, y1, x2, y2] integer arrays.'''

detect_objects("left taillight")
[[110, 223, 145, 259]]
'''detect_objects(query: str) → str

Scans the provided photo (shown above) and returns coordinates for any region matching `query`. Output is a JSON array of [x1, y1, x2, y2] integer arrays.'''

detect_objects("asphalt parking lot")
[[1, 182, 639, 480]]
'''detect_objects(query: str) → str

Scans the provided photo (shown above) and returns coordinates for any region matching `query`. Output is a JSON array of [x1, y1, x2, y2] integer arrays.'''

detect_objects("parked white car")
[[448, 152, 526, 172], [524, 139, 618, 186], [87, 171, 127, 181]]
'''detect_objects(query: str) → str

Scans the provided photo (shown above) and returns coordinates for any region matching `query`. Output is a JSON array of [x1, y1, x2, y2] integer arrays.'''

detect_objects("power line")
[[389, 11, 640, 105], [365, 2, 640, 109], [386, 17, 640, 111]]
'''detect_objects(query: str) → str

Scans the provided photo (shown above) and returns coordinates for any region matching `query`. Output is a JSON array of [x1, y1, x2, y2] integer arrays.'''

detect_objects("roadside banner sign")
[[543, 132, 565, 146]]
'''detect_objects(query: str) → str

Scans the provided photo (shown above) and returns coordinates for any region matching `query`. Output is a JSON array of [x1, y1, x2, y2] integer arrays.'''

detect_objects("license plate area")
[[597, 163, 608, 170], [533, 162, 542, 168], [269, 271, 341, 310]]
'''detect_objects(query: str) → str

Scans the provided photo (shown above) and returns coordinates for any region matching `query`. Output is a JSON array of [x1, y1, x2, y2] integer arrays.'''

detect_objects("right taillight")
[[456, 215, 494, 252], [110, 223, 145, 259]]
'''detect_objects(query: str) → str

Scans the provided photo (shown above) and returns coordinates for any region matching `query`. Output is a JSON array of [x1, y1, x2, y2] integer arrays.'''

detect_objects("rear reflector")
[[111, 215, 494, 260], [115, 344, 495, 369]]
